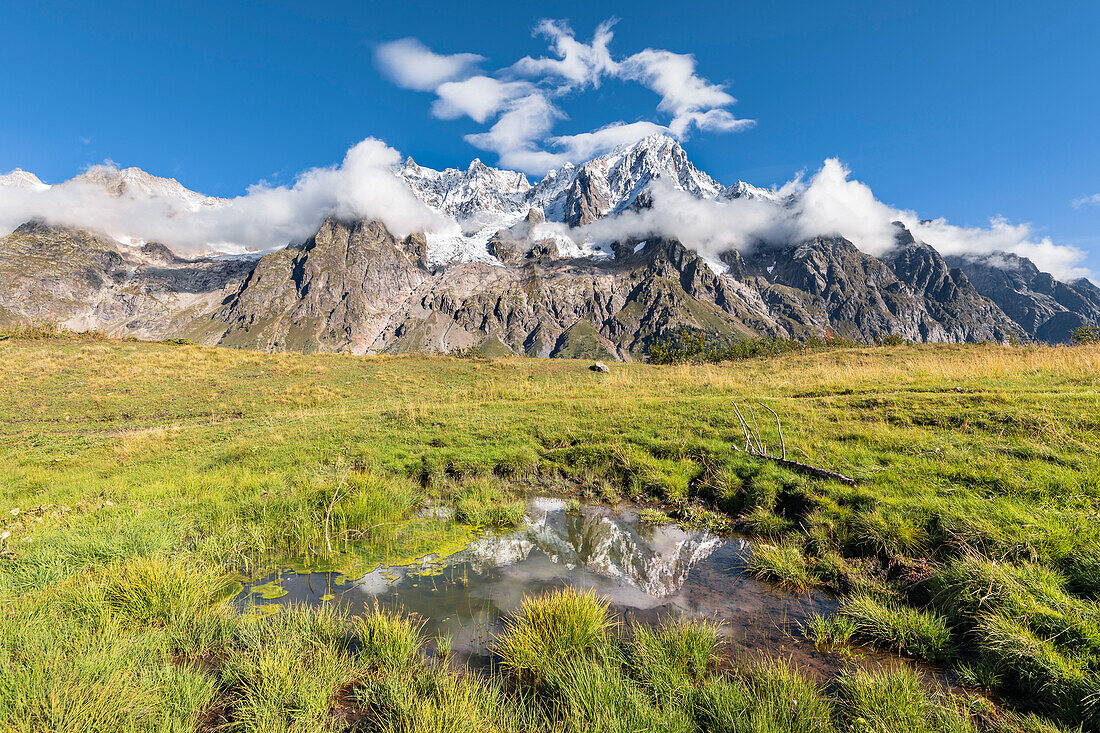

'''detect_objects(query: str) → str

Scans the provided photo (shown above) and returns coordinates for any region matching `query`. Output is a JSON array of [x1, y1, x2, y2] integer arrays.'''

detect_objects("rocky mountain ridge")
[[70, 165, 224, 211], [1, 135, 1096, 355]]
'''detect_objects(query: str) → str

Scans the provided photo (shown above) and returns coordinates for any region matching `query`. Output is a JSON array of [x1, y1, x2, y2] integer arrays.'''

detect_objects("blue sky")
[[2, 0, 1098, 272]]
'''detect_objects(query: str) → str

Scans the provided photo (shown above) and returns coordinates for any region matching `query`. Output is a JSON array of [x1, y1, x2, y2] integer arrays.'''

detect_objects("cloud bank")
[[0, 139, 448, 255], [0, 147, 1090, 280], [580, 159, 1091, 281], [375, 38, 485, 92], [375, 19, 754, 173]]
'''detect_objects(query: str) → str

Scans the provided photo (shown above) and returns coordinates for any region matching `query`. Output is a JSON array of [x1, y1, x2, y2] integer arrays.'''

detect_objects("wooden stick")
[[745, 451, 855, 485], [748, 403, 765, 456], [732, 403, 752, 452]]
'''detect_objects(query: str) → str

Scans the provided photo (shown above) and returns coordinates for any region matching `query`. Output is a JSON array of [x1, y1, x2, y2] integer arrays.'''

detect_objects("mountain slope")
[[207, 219, 431, 352], [0, 169, 50, 190], [68, 165, 224, 211], [945, 252, 1100, 343], [1, 135, 1095, 355], [181, 218, 1025, 357], [200, 218, 784, 358], [0, 215, 1054, 357], [0, 221, 253, 337]]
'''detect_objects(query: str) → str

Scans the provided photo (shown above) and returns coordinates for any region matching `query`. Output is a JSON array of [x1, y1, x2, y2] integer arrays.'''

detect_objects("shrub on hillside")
[[1071, 324, 1100, 345]]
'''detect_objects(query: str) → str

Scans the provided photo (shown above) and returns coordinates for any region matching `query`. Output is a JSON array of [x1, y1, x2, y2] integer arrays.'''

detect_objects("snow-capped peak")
[[525, 133, 724, 226], [0, 169, 51, 191], [399, 156, 531, 221], [70, 165, 222, 211], [588, 132, 722, 202], [396, 133, 786, 267], [718, 180, 783, 204]]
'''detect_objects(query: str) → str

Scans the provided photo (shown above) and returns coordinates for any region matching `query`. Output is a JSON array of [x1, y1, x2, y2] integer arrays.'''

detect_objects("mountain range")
[[2, 134, 1098, 359]]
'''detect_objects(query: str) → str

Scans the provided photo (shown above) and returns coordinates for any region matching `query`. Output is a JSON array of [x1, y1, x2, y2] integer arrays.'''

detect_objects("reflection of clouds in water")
[[464, 536, 535, 568], [461, 502, 723, 598], [353, 566, 403, 595], [529, 497, 567, 512], [347, 499, 725, 633]]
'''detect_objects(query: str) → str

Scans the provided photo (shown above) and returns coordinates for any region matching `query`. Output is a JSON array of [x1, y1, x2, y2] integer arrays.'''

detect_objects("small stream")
[[242, 498, 947, 683]]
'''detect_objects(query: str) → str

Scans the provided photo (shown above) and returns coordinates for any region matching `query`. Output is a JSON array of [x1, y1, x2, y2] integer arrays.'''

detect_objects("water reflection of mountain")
[[460, 500, 723, 597]]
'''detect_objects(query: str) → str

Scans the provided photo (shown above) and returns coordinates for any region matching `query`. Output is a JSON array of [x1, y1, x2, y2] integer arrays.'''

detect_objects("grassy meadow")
[[1, 331, 1098, 731]]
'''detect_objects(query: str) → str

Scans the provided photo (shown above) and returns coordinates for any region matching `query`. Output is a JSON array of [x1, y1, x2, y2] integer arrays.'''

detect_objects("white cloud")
[[378, 19, 753, 174], [904, 216, 1090, 281], [618, 49, 754, 137], [464, 94, 566, 172], [550, 121, 670, 161], [511, 19, 618, 90], [578, 158, 1092, 281], [1, 147, 1090, 282], [0, 139, 447, 256], [789, 158, 900, 256], [374, 38, 484, 91], [1072, 193, 1100, 209], [431, 76, 533, 123], [469, 117, 670, 173]]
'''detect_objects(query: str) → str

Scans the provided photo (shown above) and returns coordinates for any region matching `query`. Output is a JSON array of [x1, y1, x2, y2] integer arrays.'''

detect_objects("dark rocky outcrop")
[[1, 216, 1093, 359], [740, 229, 1024, 343], [209, 218, 431, 353], [945, 252, 1100, 343], [0, 221, 254, 338]]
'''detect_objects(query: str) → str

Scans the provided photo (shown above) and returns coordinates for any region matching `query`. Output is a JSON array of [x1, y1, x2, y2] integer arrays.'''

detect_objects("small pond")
[[242, 498, 946, 682]]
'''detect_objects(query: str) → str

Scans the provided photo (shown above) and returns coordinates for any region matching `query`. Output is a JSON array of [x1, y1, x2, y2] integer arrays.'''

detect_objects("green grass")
[[630, 617, 721, 704], [838, 593, 952, 661], [926, 556, 1100, 724], [801, 613, 857, 648], [496, 588, 616, 682], [1, 336, 1098, 728], [748, 539, 818, 590], [837, 667, 977, 733], [693, 659, 834, 733], [449, 476, 527, 528]]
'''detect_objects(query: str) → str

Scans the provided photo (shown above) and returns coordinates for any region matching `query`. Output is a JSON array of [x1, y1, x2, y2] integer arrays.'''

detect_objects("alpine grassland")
[[1, 329, 1098, 731]]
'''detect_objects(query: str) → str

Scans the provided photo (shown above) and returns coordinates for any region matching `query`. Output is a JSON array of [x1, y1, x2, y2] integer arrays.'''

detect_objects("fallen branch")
[[744, 451, 856, 485], [747, 403, 765, 456], [730, 400, 854, 485], [731, 403, 761, 454]]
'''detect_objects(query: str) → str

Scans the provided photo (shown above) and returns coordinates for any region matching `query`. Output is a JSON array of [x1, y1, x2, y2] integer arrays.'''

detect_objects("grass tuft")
[[496, 588, 614, 682], [748, 540, 818, 590], [837, 667, 976, 733], [839, 593, 952, 661], [630, 617, 721, 704], [694, 659, 834, 733]]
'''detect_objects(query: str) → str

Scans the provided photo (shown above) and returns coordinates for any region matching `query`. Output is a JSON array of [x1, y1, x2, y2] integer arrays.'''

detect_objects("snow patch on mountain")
[[70, 166, 224, 212], [399, 157, 530, 221], [718, 180, 784, 204], [400, 134, 736, 264], [0, 169, 51, 191]]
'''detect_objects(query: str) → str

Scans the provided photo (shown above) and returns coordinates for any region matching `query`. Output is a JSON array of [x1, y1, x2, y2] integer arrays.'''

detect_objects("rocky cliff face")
[[734, 227, 1023, 344], [2, 134, 1095, 357], [198, 218, 780, 358], [185, 218, 1028, 356], [944, 252, 1100, 343], [0, 221, 253, 338], [207, 218, 431, 353], [0, 216, 1058, 358]]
